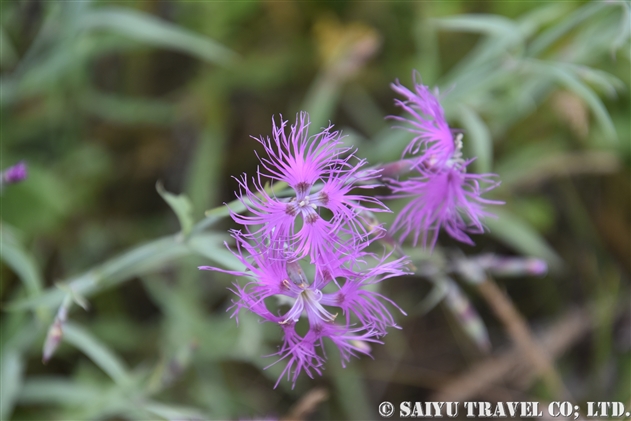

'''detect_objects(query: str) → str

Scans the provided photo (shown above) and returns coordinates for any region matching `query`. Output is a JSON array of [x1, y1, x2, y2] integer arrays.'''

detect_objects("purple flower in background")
[[1, 161, 27, 185], [389, 160, 502, 248], [391, 77, 455, 165], [231, 112, 387, 264], [387, 76, 502, 247], [199, 232, 407, 388]]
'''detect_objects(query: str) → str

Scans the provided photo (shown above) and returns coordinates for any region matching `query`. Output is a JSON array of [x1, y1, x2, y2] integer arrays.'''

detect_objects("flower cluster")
[[230, 113, 386, 268], [201, 112, 407, 387], [387, 76, 502, 248]]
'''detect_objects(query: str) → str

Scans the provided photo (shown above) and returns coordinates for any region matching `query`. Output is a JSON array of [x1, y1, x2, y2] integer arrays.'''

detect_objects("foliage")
[[1, 1, 629, 420]]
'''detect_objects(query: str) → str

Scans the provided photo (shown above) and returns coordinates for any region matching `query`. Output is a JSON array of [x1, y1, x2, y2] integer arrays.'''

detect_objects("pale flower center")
[[280, 283, 337, 325]]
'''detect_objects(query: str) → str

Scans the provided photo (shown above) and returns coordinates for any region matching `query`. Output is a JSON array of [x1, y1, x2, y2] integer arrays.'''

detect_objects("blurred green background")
[[1, 1, 629, 420]]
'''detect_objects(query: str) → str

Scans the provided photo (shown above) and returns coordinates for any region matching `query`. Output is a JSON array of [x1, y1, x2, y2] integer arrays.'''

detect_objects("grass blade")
[[458, 104, 493, 173], [63, 322, 130, 385], [486, 207, 562, 270], [156, 182, 194, 238], [0, 348, 24, 420], [6, 236, 188, 311], [0, 226, 43, 298], [80, 8, 238, 66]]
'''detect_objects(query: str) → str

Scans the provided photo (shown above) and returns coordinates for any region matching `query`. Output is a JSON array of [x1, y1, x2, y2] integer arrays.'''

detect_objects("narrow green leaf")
[[0, 322, 37, 418], [197, 203, 238, 231], [413, 277, 448, 316], [186, 127, 227, 217], [56, 284, 89, 310], [567, 64, 625, 98], [6, 236, 190, 312], [187, 234, 243, 271], [611, 1, 630, 57], [96, 236, 188, 281], [458, 104, 493, 173], [342, 85, 387, 135], [147, 338, 198, 394], [156, 182, 194, 237], [19, 376, 151, 420], [414, 4, 441, 84], [234, 310, 264, 359], [440, 64, 507, 112], [189, 371, 234, 420], [366, 126, 415, 164], [63, 322, 130, 385], [506, 149, 619, 191], [143, 401, 209, 421], [194, 317, 246, 362], [10, 2, 63, 77], [326, 343, 373, 421], [486, 208, 562, 270], [528, 2, 608, 57], [435, 14, 521, 40], [195, 181, 290, 233], [81, 90, 177, 126], [434, 15, 522, 87], [302, 73, 340, 133], [526, 60, 617, 141], [494, 140, 565, 188], [0, 225, 43, 297], [0, 25, 18, 68], [0, 348, 24, 420], [80, 8, 238, 65], [516, 3, 572, 39], [18, 377, 103, 405]]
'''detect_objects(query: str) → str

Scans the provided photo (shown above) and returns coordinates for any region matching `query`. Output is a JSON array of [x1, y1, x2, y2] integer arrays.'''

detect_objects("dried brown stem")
[[432, 307, 590, 401], [281, 387, 329, 421], [474, 278, 569, 398]]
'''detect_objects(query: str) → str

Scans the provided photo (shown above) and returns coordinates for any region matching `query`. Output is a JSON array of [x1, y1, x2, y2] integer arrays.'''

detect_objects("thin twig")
[[432, 307, 590, 401], [472, 278, 570, 398], [281, 388, 329, 421]]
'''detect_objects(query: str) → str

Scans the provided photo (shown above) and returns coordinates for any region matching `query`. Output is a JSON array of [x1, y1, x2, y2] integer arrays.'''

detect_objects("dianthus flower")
[[231, 112, 387, 265], [387, 76, 502, 247], [390, 78, 455, 165], [389, 158, 501, 247], [199, 232, 407, 388]]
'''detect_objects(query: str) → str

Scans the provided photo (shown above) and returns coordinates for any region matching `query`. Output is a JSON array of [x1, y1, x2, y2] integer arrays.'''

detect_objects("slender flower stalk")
[[454, 254, 548, 281]]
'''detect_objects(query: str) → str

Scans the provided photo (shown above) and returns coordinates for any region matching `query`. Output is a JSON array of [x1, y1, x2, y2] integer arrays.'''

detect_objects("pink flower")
[[232, 112, 387, 265], [199, 232, 407, 388], [390, 161, 502, 248], [390, 77, 455, 165], [200, 111, 409, 388], [1, 161, 27, 185], [387, 75, 502, 247]]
